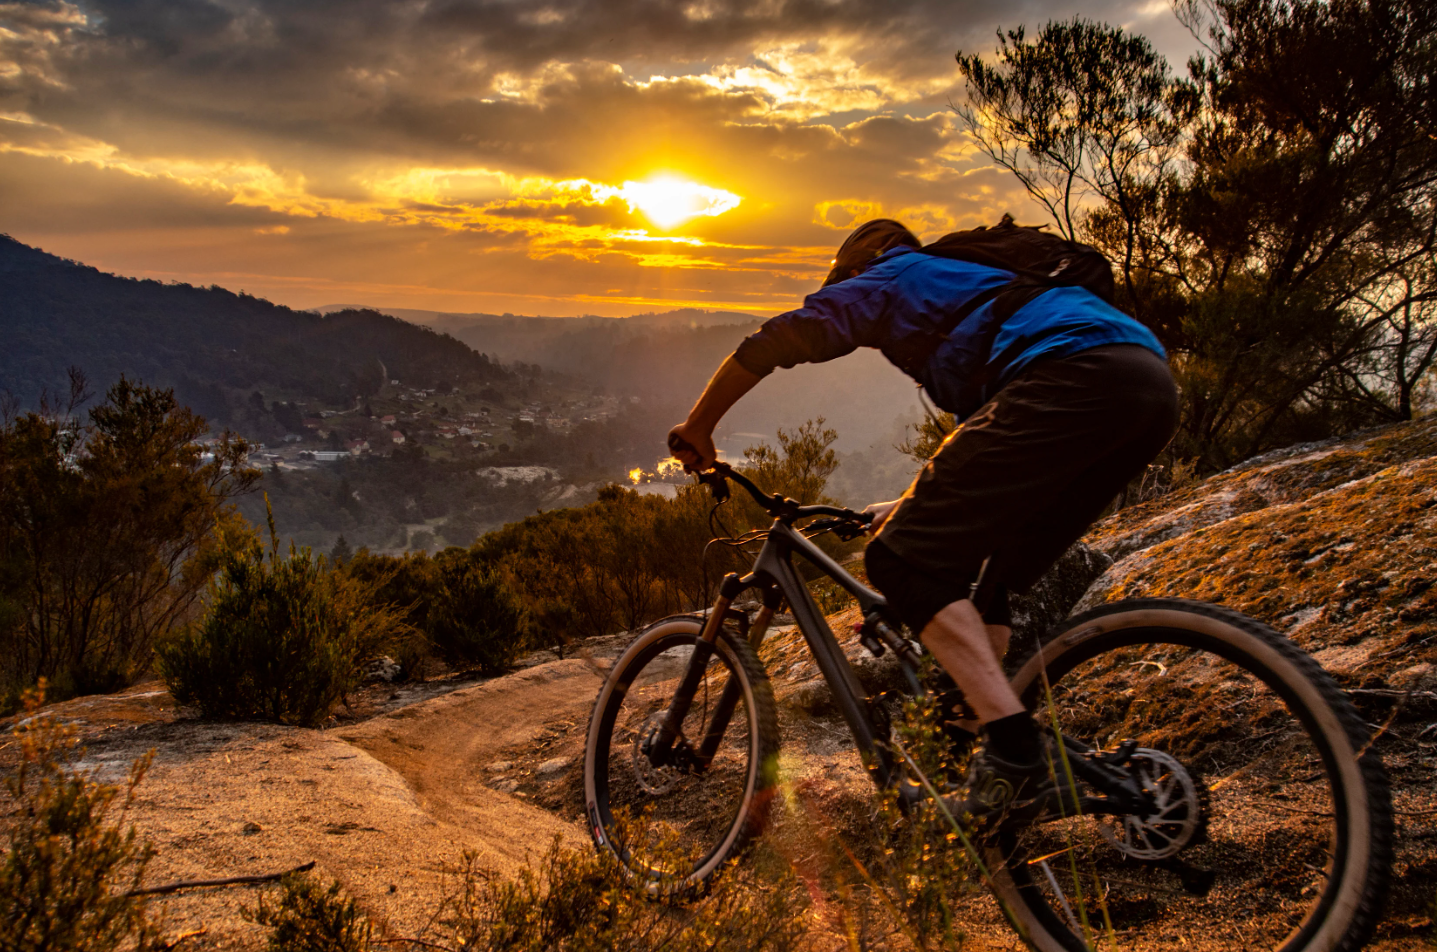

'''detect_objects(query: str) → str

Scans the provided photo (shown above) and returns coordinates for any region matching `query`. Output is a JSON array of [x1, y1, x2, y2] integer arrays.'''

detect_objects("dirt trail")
[[3, 653, 615, 950], [337, 657, 609, 845]]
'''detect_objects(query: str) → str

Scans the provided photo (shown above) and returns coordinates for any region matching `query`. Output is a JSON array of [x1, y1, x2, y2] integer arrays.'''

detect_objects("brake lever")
[[699, 469, 730, 503]]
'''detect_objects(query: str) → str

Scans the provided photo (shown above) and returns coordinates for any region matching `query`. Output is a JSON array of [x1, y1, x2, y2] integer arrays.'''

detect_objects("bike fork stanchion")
[[696, 592, 779, 766], [653, 574, 744, 761]]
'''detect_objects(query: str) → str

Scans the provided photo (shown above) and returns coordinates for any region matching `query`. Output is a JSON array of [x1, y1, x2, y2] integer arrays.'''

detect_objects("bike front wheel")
[[985, 598, 1392, 952], [583, 614, 779, 891]]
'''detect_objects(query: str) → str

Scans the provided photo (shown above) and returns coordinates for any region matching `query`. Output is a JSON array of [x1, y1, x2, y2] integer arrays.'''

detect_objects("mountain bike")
[[581, 461, 1393, 952]]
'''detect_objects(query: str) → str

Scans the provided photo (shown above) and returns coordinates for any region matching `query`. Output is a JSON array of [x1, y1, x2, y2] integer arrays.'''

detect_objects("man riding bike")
[[667, 217, 1177, 818]]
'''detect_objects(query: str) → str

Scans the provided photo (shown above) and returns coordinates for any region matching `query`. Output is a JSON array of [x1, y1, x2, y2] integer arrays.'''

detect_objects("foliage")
[[427, 558, 529, 674], [475, 484, 711, 649], [157, 504, 398, 726], [440, 836, 807, 952], [956, 1, 1437, 469], [0, 686, 159, 952], [245, 873, 372, 952], [473, 420, 845, 648], [897, 407, 956, 466], [0, 373, 257, 709], [336, 548, 528, 676], [738, 418, 840, 506]]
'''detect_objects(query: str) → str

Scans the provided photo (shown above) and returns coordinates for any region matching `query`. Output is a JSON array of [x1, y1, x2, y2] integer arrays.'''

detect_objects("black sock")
[[983, 713, 1041, 764]]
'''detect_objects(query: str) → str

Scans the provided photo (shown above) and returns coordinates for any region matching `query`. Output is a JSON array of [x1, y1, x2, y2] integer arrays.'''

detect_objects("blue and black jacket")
[[733, 246, 1165, 420]]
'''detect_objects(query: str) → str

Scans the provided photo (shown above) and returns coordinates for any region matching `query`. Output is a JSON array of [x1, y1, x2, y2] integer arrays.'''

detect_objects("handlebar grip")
[[667, 432, 697, 457]]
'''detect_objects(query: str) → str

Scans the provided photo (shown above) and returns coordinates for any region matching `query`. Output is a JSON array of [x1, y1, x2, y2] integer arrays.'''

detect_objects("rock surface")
[[1078, 416, 1437, 937], [1080, 416, 1437, 689]]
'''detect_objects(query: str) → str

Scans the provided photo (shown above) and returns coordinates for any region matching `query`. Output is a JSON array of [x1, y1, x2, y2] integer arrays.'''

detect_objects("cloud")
[[0, 0, 1192, 314]]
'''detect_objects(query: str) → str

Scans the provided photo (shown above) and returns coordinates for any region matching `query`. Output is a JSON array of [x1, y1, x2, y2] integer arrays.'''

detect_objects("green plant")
[[441, 836, 808, 952], [0, 685, 159, 952], [158, 501, 397, 726], [245, 873, 372, 952], [0, 373, 258, 709], [428, 557, 528, 674]]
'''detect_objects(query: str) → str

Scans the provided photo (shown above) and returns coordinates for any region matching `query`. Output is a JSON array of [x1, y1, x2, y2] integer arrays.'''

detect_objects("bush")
[[0, 686, 159, 952], [0, 373, 257, 709], [157, 505, 397, 726], [442, 836, 808, 952], [242, 839, 806, 952], [428, 558, 528, 674], [245, 873, 371, 952]]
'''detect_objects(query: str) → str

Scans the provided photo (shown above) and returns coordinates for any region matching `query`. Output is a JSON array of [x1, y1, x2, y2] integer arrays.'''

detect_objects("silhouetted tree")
[[0, 372, 258, 706]]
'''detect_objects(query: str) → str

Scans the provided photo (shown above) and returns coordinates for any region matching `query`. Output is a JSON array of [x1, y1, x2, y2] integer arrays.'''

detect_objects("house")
[[380, 414, 396, 425], [438, 426, 458, 439], [391, 430, 406, 444], [346, 439, 370, 455], [308, 450, 349, 463]]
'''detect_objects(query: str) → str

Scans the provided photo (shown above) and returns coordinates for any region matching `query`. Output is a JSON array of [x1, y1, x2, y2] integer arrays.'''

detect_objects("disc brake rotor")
[[1099, 747, 1204, 861], [632, 712, 681, 795]]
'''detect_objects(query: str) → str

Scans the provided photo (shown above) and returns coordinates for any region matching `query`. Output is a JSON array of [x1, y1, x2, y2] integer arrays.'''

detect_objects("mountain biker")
[[668, 218, 1178, 818]]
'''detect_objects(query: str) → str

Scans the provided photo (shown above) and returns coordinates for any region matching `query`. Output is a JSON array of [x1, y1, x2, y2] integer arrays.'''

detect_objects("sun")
[[619, 175, 741, 230]]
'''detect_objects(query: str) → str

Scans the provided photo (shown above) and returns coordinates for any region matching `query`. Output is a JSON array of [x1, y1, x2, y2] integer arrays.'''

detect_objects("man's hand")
[[862, 498, 902, 535], [668, 422, 717, 471]]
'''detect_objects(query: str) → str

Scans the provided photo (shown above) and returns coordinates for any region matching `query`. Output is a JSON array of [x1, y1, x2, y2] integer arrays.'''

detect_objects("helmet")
[[822, 219, 920, 287]]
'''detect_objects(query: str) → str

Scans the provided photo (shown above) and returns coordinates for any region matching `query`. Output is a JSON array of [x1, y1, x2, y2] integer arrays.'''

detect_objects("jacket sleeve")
[[732, 272, 891, 377]]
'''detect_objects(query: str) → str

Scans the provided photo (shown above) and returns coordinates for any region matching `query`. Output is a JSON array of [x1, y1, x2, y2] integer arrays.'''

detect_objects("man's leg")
[[919, 600, 1018, 719], [941, 616, 1012, 736], [868, 345, 1178, 777]]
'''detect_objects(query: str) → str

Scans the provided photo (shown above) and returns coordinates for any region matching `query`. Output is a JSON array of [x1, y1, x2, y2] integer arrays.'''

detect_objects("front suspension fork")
[[650, 574, 770, 770]]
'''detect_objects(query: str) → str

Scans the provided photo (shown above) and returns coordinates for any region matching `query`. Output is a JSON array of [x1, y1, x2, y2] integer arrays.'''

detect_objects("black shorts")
[[864, 344, 1177, 634], [866, 537, 1011, 631]]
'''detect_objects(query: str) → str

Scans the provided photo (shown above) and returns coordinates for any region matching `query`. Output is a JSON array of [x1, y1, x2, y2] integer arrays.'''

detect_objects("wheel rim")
[[993, 627, 1356, 952], [589, 628, 759, 885]]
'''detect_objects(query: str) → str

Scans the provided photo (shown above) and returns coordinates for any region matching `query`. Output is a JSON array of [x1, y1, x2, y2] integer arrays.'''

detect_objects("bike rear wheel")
[[583, 614, 779, 891], [984, 598, 1392, 952]]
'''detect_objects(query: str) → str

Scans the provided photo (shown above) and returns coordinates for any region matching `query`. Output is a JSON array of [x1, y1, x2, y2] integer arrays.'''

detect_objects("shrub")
[[245, 873, 371, 952], [428, 558, 528, 674], [442, 836, 808, 952], [0, 373, 257, 709], [157, 505, 397, 726], [0, 686, 159, 952]]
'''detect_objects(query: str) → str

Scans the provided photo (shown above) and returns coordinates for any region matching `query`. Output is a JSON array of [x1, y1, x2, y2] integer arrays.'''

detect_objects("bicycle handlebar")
[[669, 430, 871, 525]]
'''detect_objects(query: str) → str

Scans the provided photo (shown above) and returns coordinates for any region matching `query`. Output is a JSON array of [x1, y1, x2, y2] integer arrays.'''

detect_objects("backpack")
[[890, 214, 1115, 381]]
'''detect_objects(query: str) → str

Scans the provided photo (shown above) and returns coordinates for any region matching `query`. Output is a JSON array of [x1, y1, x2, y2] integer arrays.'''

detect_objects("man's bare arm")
[[667, 355, 764, 469]]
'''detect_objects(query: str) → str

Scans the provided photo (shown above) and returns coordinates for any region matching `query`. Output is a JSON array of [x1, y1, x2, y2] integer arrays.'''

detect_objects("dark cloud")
[[0, 0, 1188, 314]]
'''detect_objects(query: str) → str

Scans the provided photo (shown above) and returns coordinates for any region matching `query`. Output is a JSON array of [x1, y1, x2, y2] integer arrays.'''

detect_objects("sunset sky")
[[1, 0, 1197, 317]]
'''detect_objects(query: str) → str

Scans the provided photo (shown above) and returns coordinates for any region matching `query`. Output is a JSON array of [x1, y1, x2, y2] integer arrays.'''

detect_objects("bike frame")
[[653, 519, 1146, 819], [656, 515, 920, 801]]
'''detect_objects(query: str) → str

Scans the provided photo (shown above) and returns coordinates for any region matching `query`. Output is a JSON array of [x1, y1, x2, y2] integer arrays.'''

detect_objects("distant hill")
[[314, 306, 759, 377], [0, 236, 509, 429], [323, 301, 924, 474]]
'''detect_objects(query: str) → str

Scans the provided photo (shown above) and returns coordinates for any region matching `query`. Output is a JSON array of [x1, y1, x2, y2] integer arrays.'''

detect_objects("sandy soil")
[[2, 647, 620, 950]]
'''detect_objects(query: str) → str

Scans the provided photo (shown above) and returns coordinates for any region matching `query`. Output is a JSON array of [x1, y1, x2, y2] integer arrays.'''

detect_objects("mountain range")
[[0, 235, 508, 427]]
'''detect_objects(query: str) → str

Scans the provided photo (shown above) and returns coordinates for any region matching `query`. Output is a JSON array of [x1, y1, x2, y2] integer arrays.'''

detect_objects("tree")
[[158, 512, 395, 726], [955, 2, 1437, 468], [0, 373, 258, 705], [428, 557, 528, 674], [957, 18, 1194, 314], [329, 535, 353, 566]]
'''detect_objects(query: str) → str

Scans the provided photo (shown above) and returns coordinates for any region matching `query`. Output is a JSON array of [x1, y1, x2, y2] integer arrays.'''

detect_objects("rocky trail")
[[6, 417, 1437, 950], [6, 650, 622, 949]]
